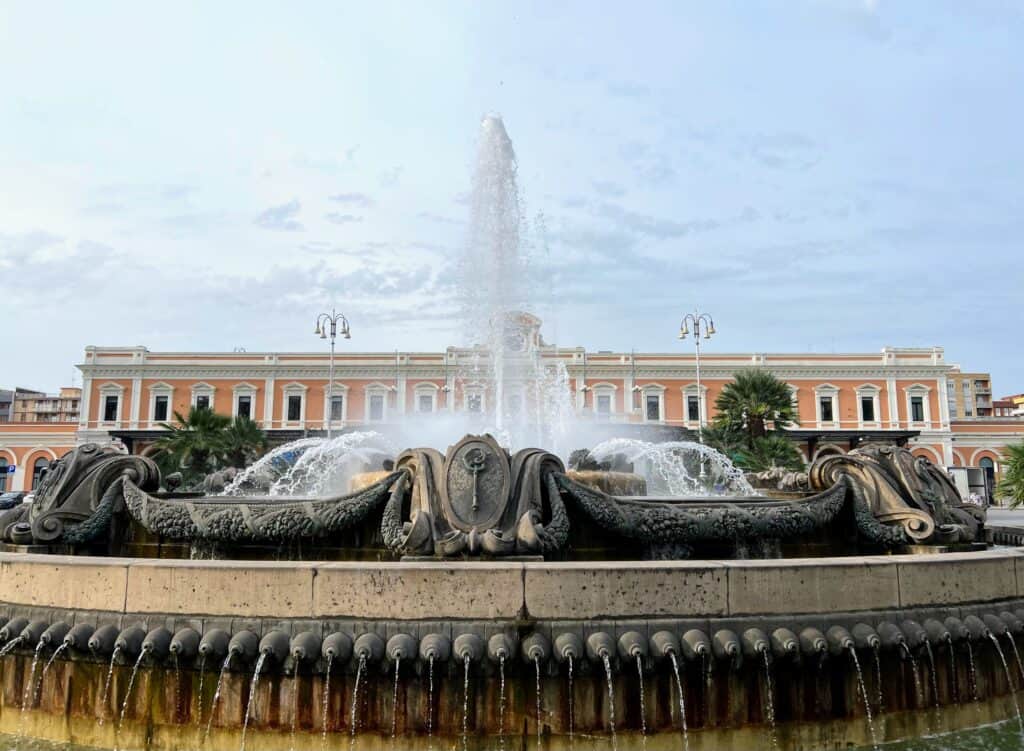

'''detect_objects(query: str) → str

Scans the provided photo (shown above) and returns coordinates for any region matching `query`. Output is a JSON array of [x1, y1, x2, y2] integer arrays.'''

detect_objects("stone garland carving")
[[122, 470, 406, 543], [0, 444, 160, 545], [381, 434, 568, 557], [808, 445, 983, 544], [555, 472, 848, 556]]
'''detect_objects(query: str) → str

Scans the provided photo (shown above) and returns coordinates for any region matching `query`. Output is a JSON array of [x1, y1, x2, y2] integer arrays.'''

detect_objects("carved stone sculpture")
[[557, 472, 848, 558], [122, 470, 405, 542], [808, 445, 984, 544], [0, 444, 160, 545], [382, 434, 568, 557]]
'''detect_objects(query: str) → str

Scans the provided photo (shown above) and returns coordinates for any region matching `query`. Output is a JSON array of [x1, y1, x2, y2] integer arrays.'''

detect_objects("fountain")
[[0, 114, 1018, 751]]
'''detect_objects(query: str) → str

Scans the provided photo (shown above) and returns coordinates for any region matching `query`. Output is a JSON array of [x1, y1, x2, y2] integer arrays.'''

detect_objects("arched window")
[[31, 457, 50, 490], [0, 458, 7, 492], [979, 456, 995, 470]]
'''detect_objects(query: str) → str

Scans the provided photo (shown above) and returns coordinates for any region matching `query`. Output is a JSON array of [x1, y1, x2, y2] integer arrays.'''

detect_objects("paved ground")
[[987, 508, 1024, 529]]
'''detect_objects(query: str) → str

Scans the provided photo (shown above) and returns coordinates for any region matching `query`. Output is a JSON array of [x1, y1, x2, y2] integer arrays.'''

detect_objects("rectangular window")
[[236, 395, 252, 420], [153, 395, 169, 422], [596, 394, 611, 417], [687, 395, 700, 422], [287, 395, 302, 421], [369, 394, 385, 421], [819, 397, 834, 423], [418, 394, 433, 413], [466, 393, 482, 413], [911, 395, 925, 422], [195, 395, 210, 411], [645, 394, 661, 421], [860, 396, 874, 422], [103, 396, 118, 422], [330, 395, 344, 421]]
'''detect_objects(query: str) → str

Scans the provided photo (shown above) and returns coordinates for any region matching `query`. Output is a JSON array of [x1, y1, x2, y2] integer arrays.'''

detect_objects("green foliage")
[[997, 443, 1024, 508], [223, 416, 269, 469], [152, 407, 267, 481], [699, 424, 747, 466], [712, 369, 799, 443], [734, 435, 807, 473]]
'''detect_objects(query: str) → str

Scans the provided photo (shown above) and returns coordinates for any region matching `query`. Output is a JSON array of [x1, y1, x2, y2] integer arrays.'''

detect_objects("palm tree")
[[735, 435, 807, 473], [997, 443, 1024, 508], [222, 416, 268, 468], [712, 369, 799, 444], [154, 406, 231, 477]]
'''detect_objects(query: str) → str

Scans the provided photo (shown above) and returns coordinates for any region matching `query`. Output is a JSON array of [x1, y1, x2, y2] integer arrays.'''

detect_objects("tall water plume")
[[455, 114, 578, 456]]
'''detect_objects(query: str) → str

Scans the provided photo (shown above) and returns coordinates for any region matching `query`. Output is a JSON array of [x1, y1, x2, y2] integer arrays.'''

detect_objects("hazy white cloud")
[[254, 200, 303, 232], [0, 2, 1022, 392]]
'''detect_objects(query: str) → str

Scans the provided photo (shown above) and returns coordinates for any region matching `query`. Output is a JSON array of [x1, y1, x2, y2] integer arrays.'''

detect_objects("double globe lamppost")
[[314, 310, 351, 439], [678, 310, 716, 443]]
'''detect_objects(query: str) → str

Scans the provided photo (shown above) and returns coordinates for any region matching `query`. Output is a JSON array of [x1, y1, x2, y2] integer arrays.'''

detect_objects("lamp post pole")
[[678, 311, 716, 443], [314, 309, 351, 439]]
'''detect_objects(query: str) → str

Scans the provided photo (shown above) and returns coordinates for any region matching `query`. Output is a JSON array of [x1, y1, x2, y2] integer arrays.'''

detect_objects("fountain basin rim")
[[0, 546, 1020, 622]]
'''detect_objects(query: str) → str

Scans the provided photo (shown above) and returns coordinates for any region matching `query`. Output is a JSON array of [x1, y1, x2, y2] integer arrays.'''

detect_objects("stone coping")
[[0, 548, 1020, 620]]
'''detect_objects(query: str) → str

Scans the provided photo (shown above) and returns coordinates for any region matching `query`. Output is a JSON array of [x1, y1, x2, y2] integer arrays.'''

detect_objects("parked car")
[[0, 491, 27, 509]]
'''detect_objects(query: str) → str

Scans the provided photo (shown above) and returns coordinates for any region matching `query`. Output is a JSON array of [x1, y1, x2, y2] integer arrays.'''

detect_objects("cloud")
[[605, 81, 650, 98], [254, 200, 303, 232], [417, 212, 463, 226], [0, 230, 65, 257], [591, 180, 626, 198], [328, 192, 376, 208], [325, 212, 363, 225], [380, 166, 403, 188]]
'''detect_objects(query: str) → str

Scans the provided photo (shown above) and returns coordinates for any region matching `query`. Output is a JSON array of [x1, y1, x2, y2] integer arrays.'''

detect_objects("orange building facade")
[[1, 334, 1022, 493]]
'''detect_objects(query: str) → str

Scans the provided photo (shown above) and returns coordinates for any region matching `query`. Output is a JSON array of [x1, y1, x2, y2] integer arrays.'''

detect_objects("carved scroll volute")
[[28, 447, 161, 544], [810, 452, 935, 543], [441, 435, 510, 533]]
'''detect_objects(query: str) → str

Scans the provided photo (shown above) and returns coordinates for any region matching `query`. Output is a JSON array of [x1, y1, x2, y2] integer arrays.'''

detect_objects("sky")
[[1, 0, 1022, 393]]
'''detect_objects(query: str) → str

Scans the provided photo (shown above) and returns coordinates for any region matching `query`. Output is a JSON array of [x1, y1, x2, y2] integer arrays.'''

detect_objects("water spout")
[[635, 652, 647, 736], [669, 651, 689, 751], [240, 651, 267, 751], [118, 647, 148, 728], [848, 644, 879, 751], [602, 652, 617, 746], [391, 656, 401, 738], [350, 654, 367, 745], [97, 645, 121, 727], [205, 652, 233, 740], [989, 632, 1024, 741], [761, 650, 777, 750]]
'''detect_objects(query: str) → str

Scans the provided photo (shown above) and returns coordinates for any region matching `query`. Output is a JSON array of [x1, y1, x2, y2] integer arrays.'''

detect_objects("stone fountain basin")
[[1, 547, 1024, 750], [1, 547, 1018, 621]]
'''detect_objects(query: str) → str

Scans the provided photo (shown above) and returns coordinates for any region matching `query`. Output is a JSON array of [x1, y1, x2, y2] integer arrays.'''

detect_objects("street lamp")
[[314, 309, 351, 439], [678, 310, 716, 443]]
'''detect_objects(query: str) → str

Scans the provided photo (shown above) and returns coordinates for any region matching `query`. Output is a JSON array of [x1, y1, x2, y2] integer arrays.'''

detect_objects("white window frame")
[[856, 384, 882, 428], [680, 383, 707, 429], [591, 382, 617, 420], [232, 382, 258, 420], [190, 382, 216, 411], [464, 386, 486, 415], [365, 383, 392, 423], [281, 382, 308, 427], [148, 382, 174, 426], [98, 382, 125, 427], [641, 384, 666, 423], [904, 384, 932, 427], [322, 382, 349, 426], [414, 383, 440, 414], [814, 384, 840, 428]]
